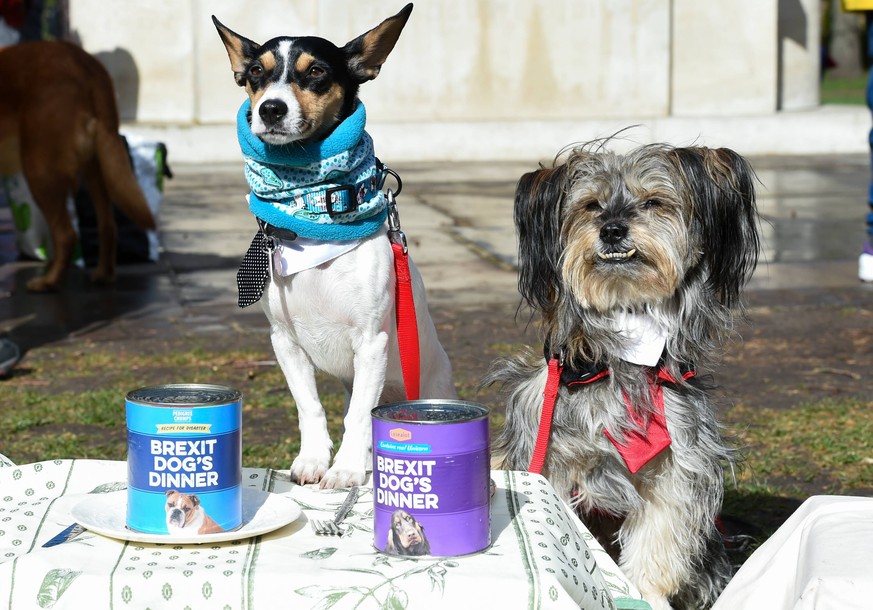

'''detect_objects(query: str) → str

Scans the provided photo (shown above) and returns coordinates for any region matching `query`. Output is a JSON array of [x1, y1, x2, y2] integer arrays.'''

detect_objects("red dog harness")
[[528, 353, 695, 475]]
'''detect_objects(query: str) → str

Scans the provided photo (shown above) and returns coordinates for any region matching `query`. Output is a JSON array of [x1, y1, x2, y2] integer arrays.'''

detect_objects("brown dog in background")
[[0, 40, 155, 292]]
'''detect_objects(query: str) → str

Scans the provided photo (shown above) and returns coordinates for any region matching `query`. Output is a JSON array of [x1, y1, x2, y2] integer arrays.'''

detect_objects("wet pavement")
[[1, 153, 872, 359]]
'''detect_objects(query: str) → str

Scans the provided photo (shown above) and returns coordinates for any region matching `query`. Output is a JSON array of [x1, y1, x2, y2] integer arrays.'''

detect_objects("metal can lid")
[[372, 400, 489, 424], [126, 384, 242, 407]]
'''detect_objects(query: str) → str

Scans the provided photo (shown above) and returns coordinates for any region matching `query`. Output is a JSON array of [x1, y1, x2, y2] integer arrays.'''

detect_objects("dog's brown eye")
[[644, 198, 662, 209], [248, 65, 264, 78], [583, 200, 601, 212], [308, 66, 325, 78]]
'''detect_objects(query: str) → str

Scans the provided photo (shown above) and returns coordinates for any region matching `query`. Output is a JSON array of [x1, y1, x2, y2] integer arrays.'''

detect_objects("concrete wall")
[[66, 0, 838, 161], [778, 0, 821, 110], [671, 0, 778, 115], [70, 0, 674, 124]]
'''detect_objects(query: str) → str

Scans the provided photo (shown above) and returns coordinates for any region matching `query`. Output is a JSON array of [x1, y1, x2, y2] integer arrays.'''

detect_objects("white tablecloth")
[[713, 495, 873, 610], [0, 458, 650, 610]]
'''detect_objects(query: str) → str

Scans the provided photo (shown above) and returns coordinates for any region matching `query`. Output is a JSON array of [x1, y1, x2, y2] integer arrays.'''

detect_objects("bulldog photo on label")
[[164, 490, 225, 536]]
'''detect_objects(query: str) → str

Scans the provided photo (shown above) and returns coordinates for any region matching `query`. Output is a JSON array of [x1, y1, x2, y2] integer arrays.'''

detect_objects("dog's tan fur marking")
[[242, 52, 276, 101], [259, 50, 277, 73], [215, 26, 249, 75], [292, 82, 345, 140], [224, 37, 247, 72], [294, 52, 316, 74], [345, 4, 412, 82], [248, 86, 268, 109], [354, 27, 400, 80], [291, 51, 345, 139]]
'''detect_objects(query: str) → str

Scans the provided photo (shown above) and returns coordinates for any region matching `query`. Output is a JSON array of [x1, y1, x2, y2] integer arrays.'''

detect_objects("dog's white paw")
[[638, 592, 673, 610], [289, 455, 330, 485], [319, 465, 367, 490]]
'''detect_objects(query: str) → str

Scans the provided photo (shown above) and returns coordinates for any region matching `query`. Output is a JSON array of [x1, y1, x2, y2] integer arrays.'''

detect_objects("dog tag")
[[237, 230, 270, 308]]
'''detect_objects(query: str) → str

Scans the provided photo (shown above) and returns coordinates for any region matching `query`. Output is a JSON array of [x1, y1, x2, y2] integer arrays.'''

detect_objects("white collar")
[[610, 310, 669, 367]]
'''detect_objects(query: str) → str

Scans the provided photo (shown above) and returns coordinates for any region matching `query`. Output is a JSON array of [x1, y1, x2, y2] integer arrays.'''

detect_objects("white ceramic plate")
[[71, 488, 302, 544]]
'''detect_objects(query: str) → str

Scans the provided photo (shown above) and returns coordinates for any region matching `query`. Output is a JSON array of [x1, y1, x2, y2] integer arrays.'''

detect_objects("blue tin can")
[[125, 384, 242, 536]]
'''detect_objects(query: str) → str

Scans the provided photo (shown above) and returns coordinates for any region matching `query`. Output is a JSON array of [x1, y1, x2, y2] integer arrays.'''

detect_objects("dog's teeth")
[[597, 249, 636, 261]]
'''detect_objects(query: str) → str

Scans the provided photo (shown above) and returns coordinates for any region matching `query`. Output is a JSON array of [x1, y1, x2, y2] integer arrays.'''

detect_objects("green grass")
[[0, 342, 338, 468], [727, 398, 873, 493], [6, 342, 868, 491], [821, 73, 867, 105], [5, 342, 869, 488], [722, 397, 873, 543], [0, 339, 507, 470]]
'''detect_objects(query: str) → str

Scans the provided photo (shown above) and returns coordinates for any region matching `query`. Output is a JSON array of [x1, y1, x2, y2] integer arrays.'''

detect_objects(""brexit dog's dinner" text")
[[148, 439, 219, 488], [375, 455, 439, 509]]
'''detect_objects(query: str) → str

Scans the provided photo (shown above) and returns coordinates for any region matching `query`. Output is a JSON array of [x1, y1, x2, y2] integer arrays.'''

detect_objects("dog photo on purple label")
[[386, 509, 431, 556], [488, 143, 761, 610]]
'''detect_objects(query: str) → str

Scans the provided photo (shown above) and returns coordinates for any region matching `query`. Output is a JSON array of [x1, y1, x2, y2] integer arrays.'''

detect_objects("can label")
[[126, 385, 242, 536], [372, 401, 491, 557]]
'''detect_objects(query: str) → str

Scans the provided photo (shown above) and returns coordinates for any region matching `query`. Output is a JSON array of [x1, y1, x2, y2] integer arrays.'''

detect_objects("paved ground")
[[1, 153, 872, 413]]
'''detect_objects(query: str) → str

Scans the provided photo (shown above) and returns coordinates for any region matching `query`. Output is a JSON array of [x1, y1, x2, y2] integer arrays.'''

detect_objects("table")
[[0, 458, 650, 610], [712, 495, 873, 609]]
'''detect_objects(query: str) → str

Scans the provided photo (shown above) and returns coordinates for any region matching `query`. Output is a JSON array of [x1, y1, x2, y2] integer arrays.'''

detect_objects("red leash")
[[383, 172, 420, 402], [528, 356, 563, 474], [392, 241, 420, 400]]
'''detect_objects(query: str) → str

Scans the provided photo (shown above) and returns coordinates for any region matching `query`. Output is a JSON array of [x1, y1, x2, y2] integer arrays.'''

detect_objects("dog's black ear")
[[342, 3, 413, 83], [212, 16, 261, 87], [670, 147, 760, 308], [514, 163, 569, 313]]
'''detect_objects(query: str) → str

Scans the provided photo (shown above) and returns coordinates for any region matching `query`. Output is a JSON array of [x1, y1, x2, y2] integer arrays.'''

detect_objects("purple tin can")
[[372, 400, 491, 557]]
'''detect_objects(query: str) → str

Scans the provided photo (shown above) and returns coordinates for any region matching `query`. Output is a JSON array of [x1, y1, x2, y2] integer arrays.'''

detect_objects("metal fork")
[[310, 518, 344, 536], [311, 486, 361, 536]]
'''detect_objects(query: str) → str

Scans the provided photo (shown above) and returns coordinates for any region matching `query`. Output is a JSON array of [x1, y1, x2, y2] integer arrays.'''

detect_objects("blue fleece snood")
[[237, 99, 387, 240]]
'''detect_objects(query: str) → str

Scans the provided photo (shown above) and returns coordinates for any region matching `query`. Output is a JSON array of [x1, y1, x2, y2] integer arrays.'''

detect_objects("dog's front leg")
[[270, 327, 334, 485], [618, 487, 686, 610], [617, 464, 729, 610], [319, 330, 389, 489]]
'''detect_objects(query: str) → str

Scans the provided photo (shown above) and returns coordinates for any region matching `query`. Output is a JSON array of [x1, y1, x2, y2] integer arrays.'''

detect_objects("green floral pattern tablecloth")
[[0, 458, 650, 610]]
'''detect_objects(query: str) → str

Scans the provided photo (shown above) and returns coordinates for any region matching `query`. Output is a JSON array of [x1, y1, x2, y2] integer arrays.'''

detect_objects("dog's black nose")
[[600, 222, 628, 245], [259, 99, 288, 126]]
